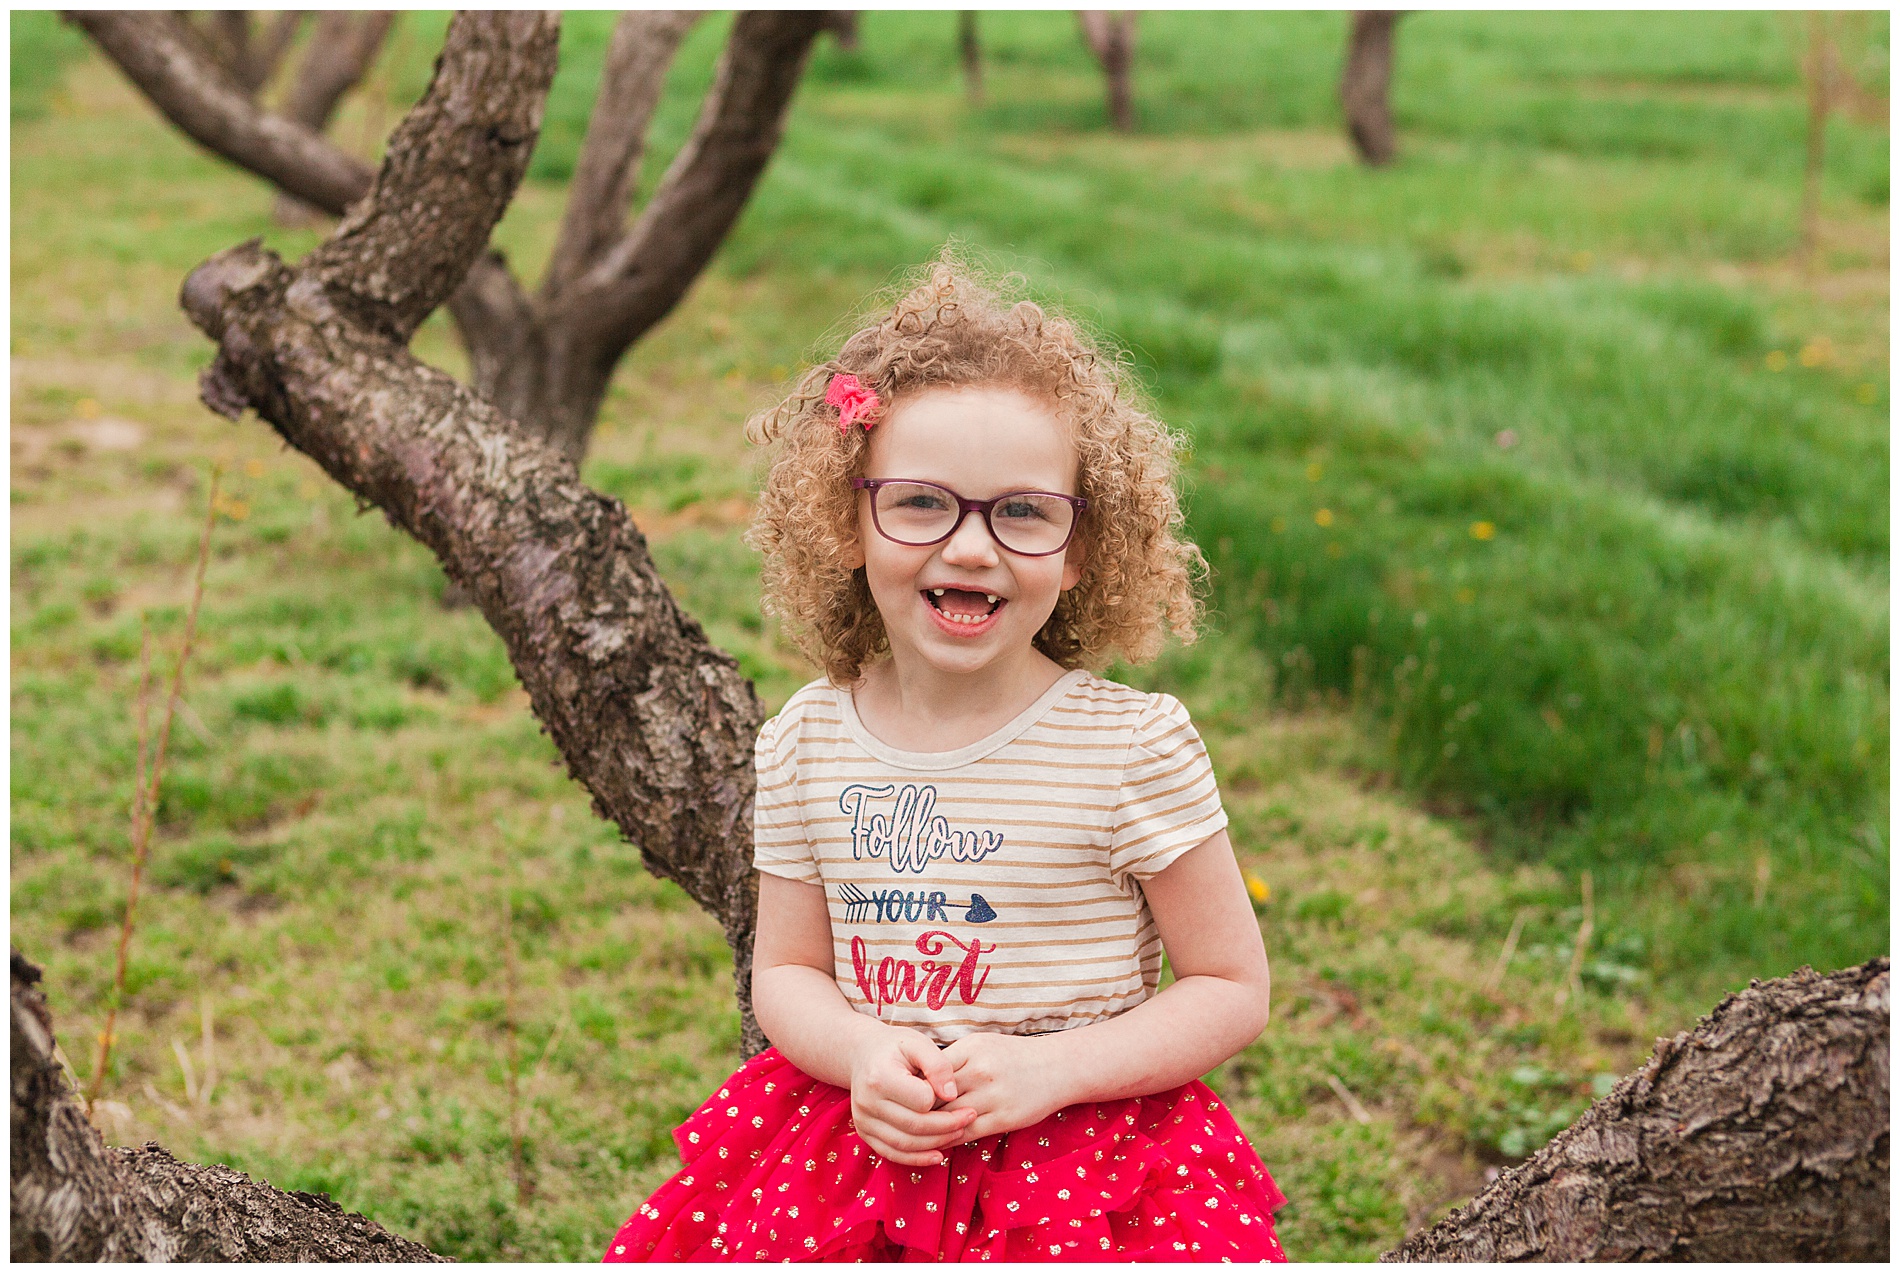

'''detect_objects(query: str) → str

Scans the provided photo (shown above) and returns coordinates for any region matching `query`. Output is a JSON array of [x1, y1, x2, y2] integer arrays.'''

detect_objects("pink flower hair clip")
[[826, 373, 881, 437]]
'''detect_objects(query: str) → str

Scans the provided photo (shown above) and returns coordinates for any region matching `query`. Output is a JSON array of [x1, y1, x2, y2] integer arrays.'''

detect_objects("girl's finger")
[[866, 1099, 976, 1140], [858, 1118, 964, 1160], [898, 1033, 960, 1104]]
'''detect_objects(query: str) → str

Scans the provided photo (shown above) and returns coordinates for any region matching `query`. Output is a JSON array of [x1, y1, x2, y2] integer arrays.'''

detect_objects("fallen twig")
[[1325, 1071, 1373, 1124]]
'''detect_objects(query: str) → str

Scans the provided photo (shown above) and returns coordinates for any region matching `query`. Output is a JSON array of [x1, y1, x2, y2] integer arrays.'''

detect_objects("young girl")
[[604, 263, 1285, 1262]]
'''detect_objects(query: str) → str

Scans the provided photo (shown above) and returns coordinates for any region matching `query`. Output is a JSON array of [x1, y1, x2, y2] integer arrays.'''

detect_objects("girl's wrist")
[[1037, 1029, 1095, 1110]]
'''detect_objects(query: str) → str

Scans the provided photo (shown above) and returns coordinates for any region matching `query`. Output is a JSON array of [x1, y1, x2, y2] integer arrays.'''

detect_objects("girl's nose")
[[940, 510, 1001, 567]]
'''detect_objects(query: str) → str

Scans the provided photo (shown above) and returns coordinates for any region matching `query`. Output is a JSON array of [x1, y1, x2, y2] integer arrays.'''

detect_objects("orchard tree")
[[12, 11, 1890, 1262], [73, 8, 826, 464], [1076, 11, 1138, 132], [1342, 10, 1404, 165]]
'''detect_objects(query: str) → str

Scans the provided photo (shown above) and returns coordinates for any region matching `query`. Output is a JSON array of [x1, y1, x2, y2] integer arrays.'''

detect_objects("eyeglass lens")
[[870, 482, 1076, 555]]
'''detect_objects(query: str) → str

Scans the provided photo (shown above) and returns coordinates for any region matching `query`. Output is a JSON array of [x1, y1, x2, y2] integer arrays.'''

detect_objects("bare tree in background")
[[820, 11, 861, 53], [1342, 10, 1403, 165], [13, 11, 1891, 1263], [959, 12, 984, 105], [1076, 11, 1137, 132], [72, 9, 825, 465]]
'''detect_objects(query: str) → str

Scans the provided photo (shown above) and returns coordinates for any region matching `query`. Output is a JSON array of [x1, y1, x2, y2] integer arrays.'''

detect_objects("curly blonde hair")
[[747, 259, 1204, 686]]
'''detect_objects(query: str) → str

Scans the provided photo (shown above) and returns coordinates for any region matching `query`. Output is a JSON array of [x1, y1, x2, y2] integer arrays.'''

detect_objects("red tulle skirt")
[[603, 1047, 1286, 1263]]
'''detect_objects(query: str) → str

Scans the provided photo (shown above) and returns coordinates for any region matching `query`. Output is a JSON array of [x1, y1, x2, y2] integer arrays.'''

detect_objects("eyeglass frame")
[[851, 478, 1088, 557]]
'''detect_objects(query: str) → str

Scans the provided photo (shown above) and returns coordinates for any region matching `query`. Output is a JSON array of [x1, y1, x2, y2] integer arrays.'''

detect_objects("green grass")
[[11, 10, 1889, 1262]]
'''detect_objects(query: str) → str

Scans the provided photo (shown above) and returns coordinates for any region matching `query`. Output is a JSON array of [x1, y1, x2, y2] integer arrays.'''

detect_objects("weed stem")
[[86, 467, 220, 1118]]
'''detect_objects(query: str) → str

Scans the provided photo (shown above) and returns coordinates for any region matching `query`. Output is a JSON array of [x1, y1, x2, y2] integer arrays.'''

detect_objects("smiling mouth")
[[925, 587, 1004, 626]]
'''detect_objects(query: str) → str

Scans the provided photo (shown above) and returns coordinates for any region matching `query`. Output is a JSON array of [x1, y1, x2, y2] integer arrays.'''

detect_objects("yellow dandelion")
[[1763, 350, 1788, 372], [1856, 382, 1878, 404], [1326, 541, 1344, 558], [1569, 250, 1593, 272], [244, 458, 267, 478], [1305, 462, 1323, 482], [1244, 872, 1271, 905], [1470, 520, 1496, 541], [1797, 338, 1829, 368], [1270, 516, 1287, 534], [76, 397, 101, 419], [216, 495, 251, 522], [1314, 508, 1335, 528]]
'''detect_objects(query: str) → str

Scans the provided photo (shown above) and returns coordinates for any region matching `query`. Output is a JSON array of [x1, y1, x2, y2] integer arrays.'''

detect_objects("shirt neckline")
[[836, 668, 1091, 771]]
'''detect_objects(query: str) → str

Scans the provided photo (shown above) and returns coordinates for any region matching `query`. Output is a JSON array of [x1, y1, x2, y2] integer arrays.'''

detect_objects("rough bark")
[[76, 9, 825, 465], [1386, 957, 1890, 1262], [179, 12, 771, 1056], [11, 951, 447, 1260], [1343, 10, 1403, 166], [1076, 11, 1137, 132]]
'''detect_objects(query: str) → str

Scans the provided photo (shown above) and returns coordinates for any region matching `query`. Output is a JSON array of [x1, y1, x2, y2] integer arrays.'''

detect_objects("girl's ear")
[[1061, 534, 1086, 591], [843, 521, 866, 571]]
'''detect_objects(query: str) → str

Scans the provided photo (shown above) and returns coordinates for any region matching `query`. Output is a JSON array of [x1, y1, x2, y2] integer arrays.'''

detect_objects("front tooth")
[[931, 588, 945, 596], [985, 594, 998, 604]]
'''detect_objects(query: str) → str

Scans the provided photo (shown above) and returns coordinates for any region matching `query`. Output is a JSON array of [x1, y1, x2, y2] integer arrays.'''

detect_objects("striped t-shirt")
[[752, 669, 1229, 1043]]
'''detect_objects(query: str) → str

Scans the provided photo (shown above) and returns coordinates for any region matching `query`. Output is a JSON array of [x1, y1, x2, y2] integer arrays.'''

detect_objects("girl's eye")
[[895, 492, 951, 511], [996, 498, 1051, 522]]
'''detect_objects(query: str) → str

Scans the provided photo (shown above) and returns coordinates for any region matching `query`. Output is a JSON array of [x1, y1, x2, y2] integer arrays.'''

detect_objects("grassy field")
[[11, 11, 1888, 1261]]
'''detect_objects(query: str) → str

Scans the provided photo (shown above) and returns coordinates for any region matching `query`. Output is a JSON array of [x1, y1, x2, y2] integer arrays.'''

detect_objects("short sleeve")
[[1108, 693, 1228, 885], [751, 714, 821, 885]]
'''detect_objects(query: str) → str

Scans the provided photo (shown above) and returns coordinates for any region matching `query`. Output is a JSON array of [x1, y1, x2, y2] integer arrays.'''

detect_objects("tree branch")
[[576, 10, 826, 357], [542, 10, 700, 303], [279, 11, 396, 133], [1385, 958, 1890, 1261], [298, 10, 558, 344], [70, 11, 372, 217], [203, 11, 305, 97]]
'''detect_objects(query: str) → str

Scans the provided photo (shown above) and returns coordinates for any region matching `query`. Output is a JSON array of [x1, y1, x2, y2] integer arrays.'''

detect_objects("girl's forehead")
[[870, 385, 1077, 481]]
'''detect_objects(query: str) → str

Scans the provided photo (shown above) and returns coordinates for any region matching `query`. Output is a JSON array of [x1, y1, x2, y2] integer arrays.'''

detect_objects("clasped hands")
[[848, 1027, 1071, 1167]]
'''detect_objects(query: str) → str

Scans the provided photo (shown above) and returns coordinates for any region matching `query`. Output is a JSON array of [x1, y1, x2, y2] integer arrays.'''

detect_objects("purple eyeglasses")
[[852, 478, 1087, 557]]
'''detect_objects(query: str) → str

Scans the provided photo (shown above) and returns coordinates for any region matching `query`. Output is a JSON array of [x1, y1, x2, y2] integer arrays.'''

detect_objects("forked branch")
[[280, 11, 397, 133], [68, 10, 372, 215], [542, 10, 701, 301]]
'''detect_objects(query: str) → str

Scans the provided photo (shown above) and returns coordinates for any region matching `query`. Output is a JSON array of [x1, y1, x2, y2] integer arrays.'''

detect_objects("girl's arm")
[[939, 828, 1269, 1137], [752, 873, 975, 1164]]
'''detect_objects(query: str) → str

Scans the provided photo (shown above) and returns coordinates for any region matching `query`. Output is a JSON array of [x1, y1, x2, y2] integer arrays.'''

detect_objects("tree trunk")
[[1387, 957, 1890, 1261], [958, 12, 983, 105], [821, 11, 861, 53], [11, 951, 448, 1260], [1076, 11, 1137, 132], [1342, 11, 1403, 166]]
